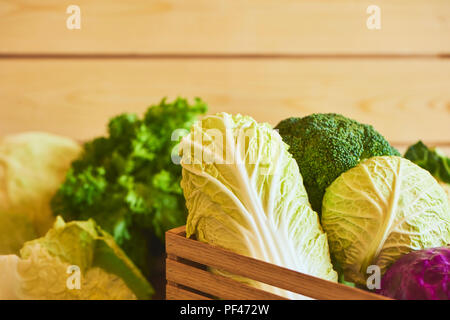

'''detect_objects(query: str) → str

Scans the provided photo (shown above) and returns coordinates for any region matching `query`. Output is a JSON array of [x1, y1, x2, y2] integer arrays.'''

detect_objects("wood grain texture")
[[1, 59, 449, 143], [166, 282, 211, 300], [166, 258, 287, 300], [165, 228, 388, 300], [1, 0, 449, 55], [168, 226, 187, 236]]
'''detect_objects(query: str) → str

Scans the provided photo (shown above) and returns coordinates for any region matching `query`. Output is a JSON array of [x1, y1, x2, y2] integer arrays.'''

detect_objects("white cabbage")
[[322, 156, 450, 284], [180, 113, 337, 299], [0, 132, 81, 254]]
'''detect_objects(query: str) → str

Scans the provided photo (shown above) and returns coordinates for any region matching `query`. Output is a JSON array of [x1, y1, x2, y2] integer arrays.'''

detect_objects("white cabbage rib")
[[180, 113, 337, 299], [322, 156, 450, 285]]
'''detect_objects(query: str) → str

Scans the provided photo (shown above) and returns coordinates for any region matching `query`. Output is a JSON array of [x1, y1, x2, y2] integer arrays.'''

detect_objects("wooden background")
[[0, 0, 449, 151]]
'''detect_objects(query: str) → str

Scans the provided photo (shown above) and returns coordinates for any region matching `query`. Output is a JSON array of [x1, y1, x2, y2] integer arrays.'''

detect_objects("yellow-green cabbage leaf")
[[0, 217, 153, 300], [322, 156, 450, 285], [0, 132, 81, 254], [180, 113, 337, 299]]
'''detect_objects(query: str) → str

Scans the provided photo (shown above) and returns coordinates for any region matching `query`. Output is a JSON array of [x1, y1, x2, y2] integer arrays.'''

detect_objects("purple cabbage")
[[377, 247, 450, 300]]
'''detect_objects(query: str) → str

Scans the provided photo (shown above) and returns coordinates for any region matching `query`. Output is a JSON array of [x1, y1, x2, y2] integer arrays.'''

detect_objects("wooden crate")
[[165, 226, 389, 300]]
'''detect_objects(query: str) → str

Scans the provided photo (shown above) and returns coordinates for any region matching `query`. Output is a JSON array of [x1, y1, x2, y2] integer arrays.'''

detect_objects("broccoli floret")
[[276, 113, 400, 214]]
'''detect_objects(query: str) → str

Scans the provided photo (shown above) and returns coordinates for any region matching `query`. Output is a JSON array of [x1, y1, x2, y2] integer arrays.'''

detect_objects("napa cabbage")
[[322, 156, 450, 285], [179, 113, 337, 299]]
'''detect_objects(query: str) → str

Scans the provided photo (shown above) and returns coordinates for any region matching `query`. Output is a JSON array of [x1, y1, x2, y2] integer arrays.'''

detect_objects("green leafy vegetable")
[[180, 113, 337, 299], [404, 141, 450, 184], [275, 113, 400, 214], [0, 132, 81, 255], [0, 217, 153, 300], [322, 156, 450, 285], [51, 97, 207, 275]]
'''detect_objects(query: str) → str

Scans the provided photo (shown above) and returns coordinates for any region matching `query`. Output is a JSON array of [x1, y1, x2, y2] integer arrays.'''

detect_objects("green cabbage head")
[[180, 113, 337, 299], [0, 132, 81, 254], [0, 216, 153, 300], [322, 156, 450, 285]]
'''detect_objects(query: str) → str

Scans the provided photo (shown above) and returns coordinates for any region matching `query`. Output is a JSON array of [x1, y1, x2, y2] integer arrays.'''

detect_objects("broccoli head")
[[275, 113, 400, 214]]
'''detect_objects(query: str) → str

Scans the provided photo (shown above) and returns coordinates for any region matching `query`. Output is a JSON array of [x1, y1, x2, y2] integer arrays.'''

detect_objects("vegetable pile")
[[0, 98, 207, 299], [0, 97, 449, 300]]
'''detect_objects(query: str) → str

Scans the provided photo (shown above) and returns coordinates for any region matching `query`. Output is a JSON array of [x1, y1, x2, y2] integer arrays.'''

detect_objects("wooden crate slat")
[[166, 257, 288, 300], [166, 282, 212, 300], [168, 226, 187, 236], [1, 0, 450, 54], [166, 228, 388, 300], [1, 60, 450, 144]]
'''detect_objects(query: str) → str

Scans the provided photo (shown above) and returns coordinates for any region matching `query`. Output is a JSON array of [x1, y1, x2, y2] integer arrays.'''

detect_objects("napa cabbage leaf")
[[180, 113, 337, 299]]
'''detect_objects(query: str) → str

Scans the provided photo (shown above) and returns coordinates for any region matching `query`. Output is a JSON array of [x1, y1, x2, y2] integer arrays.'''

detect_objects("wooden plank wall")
[[0, 1, 449, 148], [2, 0, 450, 54]]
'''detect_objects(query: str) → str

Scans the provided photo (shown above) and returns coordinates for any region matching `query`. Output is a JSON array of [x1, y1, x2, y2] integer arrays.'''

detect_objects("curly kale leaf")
[[51, 97, 207, 275]]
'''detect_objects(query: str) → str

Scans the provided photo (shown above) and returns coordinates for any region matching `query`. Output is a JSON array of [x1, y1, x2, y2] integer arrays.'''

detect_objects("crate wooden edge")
[[166, 281, 212, 300], [166, 257, 288, 300], [165, 226, 389, 300]]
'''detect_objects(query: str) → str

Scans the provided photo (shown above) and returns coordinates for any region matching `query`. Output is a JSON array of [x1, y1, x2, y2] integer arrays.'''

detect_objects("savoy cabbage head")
[[322, 156, 450, 285]]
